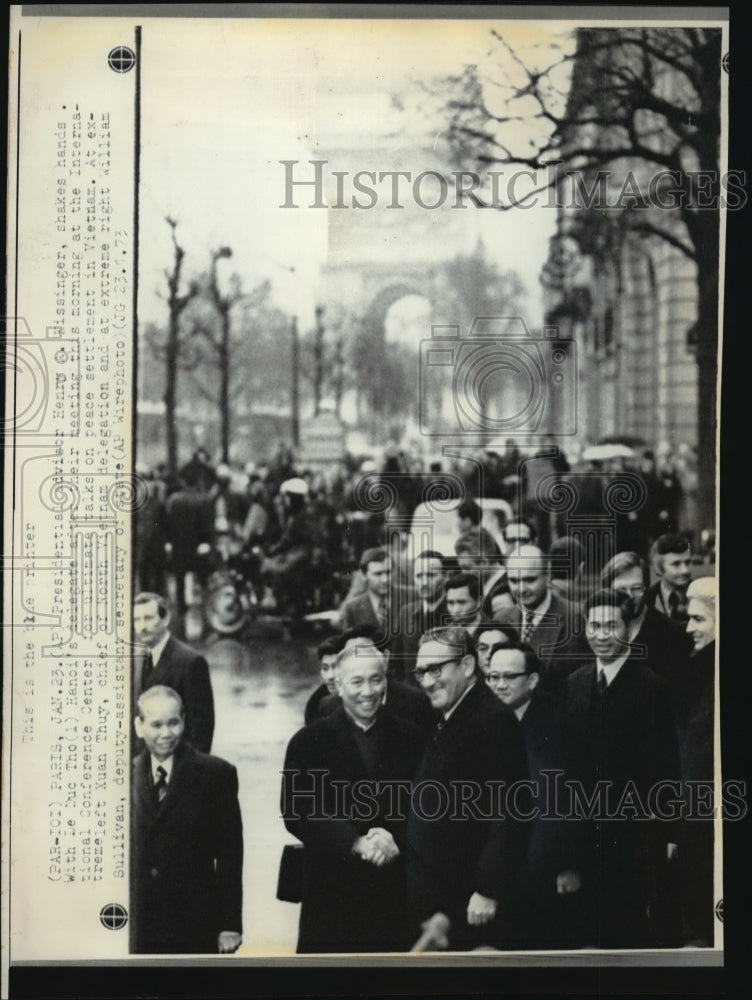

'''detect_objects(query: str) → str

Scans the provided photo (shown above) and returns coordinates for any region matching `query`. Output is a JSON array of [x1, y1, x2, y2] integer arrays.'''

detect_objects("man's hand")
[[217, 931, 242, 954], [467, 892, 497, 926], [352, 828, 399, 866], [556, 870, 582, 895]]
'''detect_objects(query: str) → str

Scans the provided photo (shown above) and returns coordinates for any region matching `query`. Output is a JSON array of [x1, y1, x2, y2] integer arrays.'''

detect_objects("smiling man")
[[281, 639, 424, 953], [677, 576, 716, 946], [405, 626, 529, 950], [565, 589, 680, 947], [600, 551, 693, 685], [130, 686, 243, 955], [486, 642, 592, 949]]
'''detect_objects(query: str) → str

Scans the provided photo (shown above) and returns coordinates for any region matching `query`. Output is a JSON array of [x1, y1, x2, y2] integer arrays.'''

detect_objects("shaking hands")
[[352, 827, 399, 867]]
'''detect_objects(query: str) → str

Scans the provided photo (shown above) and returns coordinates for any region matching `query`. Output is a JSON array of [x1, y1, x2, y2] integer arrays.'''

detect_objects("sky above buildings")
[[137, 16, 574, 334]]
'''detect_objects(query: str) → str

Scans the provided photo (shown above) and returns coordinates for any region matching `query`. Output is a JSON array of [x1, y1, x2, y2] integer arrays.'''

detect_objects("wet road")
[[197, 621, 323, 956]]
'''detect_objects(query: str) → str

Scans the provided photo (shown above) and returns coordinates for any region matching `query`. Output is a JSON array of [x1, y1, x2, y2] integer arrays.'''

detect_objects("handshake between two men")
[[352, 826, 399, 866]]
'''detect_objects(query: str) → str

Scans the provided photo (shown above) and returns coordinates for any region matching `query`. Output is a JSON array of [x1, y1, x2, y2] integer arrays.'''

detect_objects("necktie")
[[521, 611, 534, 644], [433, 717, 446, 742], [154, 765, 168, 804], [141, 651, 154, 690], [668, 590, 687, 623], [598, 669, 608, 696], [377, 597, 388, 626]]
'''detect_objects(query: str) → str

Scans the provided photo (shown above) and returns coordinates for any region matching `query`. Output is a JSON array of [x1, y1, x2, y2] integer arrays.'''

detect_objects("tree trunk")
[[220, 308, 230, 463], [165, 311, 179, 479]]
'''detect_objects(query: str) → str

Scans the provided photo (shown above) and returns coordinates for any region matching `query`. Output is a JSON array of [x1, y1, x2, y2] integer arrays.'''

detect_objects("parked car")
[[408, 496, 514, 561]]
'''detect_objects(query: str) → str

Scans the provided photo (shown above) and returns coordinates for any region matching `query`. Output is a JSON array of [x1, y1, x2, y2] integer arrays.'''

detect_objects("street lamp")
[[273, 261, 301, 449]]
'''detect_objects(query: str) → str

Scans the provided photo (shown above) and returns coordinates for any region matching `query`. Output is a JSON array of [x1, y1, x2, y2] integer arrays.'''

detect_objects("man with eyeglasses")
[[600, 551, 692, 686], [564, 589, 680, 948], [405, 626, 529, 950], [474, 623, 519, 677], [486, 642, 592, 949]]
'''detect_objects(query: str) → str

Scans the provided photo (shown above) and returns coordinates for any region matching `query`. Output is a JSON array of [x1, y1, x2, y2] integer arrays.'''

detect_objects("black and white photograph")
[[3, 3, 741, 995]]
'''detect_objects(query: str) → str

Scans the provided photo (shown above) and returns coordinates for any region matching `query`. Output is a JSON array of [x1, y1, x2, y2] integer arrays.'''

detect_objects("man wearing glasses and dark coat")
[[405, 626, 530, 950]]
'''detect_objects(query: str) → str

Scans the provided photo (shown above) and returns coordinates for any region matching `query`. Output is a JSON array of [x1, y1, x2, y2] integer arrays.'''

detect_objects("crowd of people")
[[280, 528, 715, 953], [129, 442, 717, 955], [135, 439, 703, 627]]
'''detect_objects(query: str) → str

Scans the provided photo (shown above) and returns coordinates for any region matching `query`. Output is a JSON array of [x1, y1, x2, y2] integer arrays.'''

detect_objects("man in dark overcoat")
[[130, 686, 243, 954], [132, 592, 215, 754], [281, 639, 424, 953], [486, 641, 593, 948], [405, 626, 530, 950], [565, 588, 681, 947]]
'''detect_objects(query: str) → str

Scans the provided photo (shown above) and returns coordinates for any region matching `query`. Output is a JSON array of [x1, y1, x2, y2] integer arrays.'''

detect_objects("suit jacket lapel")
[[151, 634, 175, 685], [133, 652, 145, 698], [134, 751, 158, 825]]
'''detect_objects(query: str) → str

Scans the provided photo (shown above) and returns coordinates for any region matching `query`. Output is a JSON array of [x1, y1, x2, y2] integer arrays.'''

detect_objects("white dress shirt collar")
[[150, 753, 174, 783], [597, 653, 630, 686]]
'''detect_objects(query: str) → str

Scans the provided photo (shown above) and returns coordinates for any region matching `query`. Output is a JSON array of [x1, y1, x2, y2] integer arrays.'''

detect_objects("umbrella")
[[598, 434, 648, 448], [582, 443, 636, 462]]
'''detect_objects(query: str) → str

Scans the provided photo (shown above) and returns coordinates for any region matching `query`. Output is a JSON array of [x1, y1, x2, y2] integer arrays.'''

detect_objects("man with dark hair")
[[405, 626, 529, 950], [647, 533, 693, 623], [445, 572, 483, 631], [486, 642, 591, 948], [132, 592, 214, 754], [390, 550, 447, 680], [304, 633, 346, 724], [456, 497, 482, 534], [281, 639, 424, 953], [501, 520, 535, 554], [130, 686, 243, 954], [474, 622, 520, 678], [564, 589, 681, 947], [339, 547, 396, 634], [454, 528, 511, 619], [601, 551, 692, 685]]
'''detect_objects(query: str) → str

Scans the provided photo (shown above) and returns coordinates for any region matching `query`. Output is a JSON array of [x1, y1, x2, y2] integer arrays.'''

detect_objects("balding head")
[[136, 684, 184, 721], [505, 545, 550, 610], [134, 686, 185, 761]]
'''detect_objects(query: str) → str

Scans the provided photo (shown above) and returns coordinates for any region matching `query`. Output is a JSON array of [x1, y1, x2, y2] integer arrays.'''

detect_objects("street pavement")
[[199, 623, 322, 956]]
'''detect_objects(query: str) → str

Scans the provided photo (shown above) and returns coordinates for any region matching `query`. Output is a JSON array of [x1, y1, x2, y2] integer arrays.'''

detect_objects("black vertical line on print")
[[129, 23, 142, 626]]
